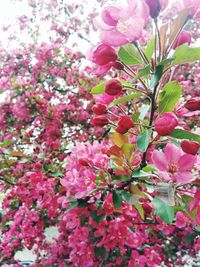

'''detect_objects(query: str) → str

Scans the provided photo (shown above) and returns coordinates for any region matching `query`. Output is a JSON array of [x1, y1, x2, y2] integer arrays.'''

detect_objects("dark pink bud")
[[91, 115, 109, 126], [105, 79, 122, 96], [92, 104, 107, 115], [93, 44, 117, 65], [173, 31, 192, 49], [79, 158, 90, 166], [112, 61, 124, 70], [181, 140, 200, 155], [184, 97, 200, 111], [155, 112, 178, 136], [145, 0, 161, 18], [116, 115, 134, 134]]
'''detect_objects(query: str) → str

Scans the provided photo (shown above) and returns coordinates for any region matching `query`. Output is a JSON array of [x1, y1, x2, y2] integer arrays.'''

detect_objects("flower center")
[[168, 163, 178, 174], [116, 19, 131, 36]]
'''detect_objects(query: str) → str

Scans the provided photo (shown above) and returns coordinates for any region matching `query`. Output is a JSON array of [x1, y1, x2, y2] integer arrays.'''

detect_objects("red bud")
[[105, 79, 122, 96], [91, 115, 109, 126], [93, 44, 117, 65], [173, 30, 192, 49], [116, 115, 134, 134], [155, 112, 178, 136], [92, 104, 107, 115], [145, 0, 161, 18], [181, 140, 200, 155], [184, 97, 200, 111]]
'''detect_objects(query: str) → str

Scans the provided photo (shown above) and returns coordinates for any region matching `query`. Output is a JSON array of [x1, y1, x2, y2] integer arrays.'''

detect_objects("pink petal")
[[101, 6, 120, 26], [93, 15, 114, 31], [100, 30, 128, 46], [125, 17, 144, 41], [158, 171, 171, 181], [178, 154, 197, 171], [165, 143, 182, 164], [196, 207, 200, 225], [152, 150, 168, 170], [173, 171, 195, 184]]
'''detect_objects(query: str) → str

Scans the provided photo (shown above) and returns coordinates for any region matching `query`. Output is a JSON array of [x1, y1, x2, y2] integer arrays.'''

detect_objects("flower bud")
[[173, 30, 192, 49], [92, 104, 107, 115], [105, 79, 122, 96], [91, 115, 109, 126], [112, 61, 124, 70], [155, 112, 178, 136], [92, 44, 117, 65], [145, 0, 161, 18], [184, 97, 200, 111], [116, 115, 134, 134], [181, 140, 200, 155]]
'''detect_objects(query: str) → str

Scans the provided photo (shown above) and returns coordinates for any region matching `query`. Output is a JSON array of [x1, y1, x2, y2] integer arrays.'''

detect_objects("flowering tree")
[[0, 0, 200, 266]]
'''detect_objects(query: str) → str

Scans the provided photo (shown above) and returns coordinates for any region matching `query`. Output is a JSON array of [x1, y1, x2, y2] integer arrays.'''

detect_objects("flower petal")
[[178, 154, 197, 171], [165, 143, 182, 164], [100, 30, 128, 46], [152, 150, 168, 170], [173, 171, 195, 184], [158, 171, 171, 181]]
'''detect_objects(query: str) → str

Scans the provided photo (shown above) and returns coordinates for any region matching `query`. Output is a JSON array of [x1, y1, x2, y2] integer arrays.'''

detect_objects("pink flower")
[[189, 189, 200, 225], [175, 0, 200, 19], [172, 30, 192, 49], [128, 250, 147, 267], [152, 143, 197, 184], [154, 112, 178, 136], [94, 0, 149, 46]]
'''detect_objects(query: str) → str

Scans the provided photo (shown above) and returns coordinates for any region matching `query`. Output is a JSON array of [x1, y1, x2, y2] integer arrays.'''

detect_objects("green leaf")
[[118, 44, 142, 65], [142, 165, 158, 172], [137, 129, 151, 152], [150, 65, 164, 89], [122, 143, 134, 159], [170, 129, 200, 144], [66, 201, 78, 211], [184, 233, 196, 245], [0, 139, 12, 147], [51, 171, 64, 177], [159, 57, 175, 67], [121, 190, 131, 202], [135, 202, 145, 220], [139, 104, 150, 120], [172, 44, 200, 65], [91, 83, 105, 94], [112, 93, 142, 105], [145, 37, 155, 61], [152, 197, 174, 224], [158, 81, 182, 114], [90, 211, 105, 223], [112, 190, 123, 208], [94, 246, 107, 259], [137, 65, 151, 78]]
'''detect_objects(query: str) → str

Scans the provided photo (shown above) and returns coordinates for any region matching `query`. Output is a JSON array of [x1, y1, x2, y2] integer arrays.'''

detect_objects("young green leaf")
[[90, 211, 106, 223], [112, 190, 123, 208], [158, 81, 182, 114], [91, 83, 105, 94], [137, 129, 151, 152], [118, 44, 142, 65], [170, 129, 200, 144], [152, 197, 174, 224], [112, 93, 142, 105], [172, 44, 200, 65]]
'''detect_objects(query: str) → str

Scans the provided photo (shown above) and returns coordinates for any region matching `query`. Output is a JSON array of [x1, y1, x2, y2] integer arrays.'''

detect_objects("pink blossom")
[[94, 0, 149, 46], [128, 250, 147, 267], [175, 0, 200, 19], [152, 143, 197, 184]]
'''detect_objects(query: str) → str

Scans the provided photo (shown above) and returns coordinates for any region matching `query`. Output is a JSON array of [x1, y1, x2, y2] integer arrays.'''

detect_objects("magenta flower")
[[152, 143, 197, 184], [94, 0, 149, 46]]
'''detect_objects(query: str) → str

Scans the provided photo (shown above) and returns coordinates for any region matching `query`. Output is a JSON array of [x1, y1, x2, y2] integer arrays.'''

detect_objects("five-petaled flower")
[[152, 143, 197, 184]]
